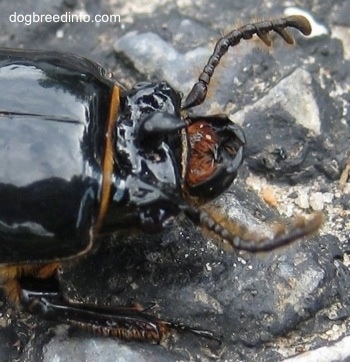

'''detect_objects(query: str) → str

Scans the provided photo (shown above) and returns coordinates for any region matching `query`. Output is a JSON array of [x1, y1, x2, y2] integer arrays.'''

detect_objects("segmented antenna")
[[184, 206, 323, 252], [182, 15, 312, 110]]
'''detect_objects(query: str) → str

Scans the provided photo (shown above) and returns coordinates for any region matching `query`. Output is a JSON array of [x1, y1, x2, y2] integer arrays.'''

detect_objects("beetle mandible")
[[0, 15, 322, 342]]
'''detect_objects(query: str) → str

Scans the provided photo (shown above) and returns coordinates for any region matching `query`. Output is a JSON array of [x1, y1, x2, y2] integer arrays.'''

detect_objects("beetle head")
[[183, 114, 245, 203], [103, 82, 244, 234], [100, 15, 322, 252]]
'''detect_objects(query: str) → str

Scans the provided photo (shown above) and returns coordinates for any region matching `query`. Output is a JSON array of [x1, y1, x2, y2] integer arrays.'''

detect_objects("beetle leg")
[[0, 263, 60, 303], [184, 206, 323, 252], [1, 263, 218, 343], [19, 288, 219, 342], [19, 287, 168, 342]]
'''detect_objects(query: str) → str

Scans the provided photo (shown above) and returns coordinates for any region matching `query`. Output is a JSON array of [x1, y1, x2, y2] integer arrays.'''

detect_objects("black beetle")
[[0, 15, 322, 342]]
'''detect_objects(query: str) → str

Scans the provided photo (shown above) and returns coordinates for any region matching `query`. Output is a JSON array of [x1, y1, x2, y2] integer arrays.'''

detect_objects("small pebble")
[[310, 192, 324, 211], [296, 191, 310, 209], [262, 186, 277, 207]]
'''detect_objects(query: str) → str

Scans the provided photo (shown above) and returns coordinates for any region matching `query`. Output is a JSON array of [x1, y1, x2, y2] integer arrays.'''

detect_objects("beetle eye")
[[185, 117, 245, 202]]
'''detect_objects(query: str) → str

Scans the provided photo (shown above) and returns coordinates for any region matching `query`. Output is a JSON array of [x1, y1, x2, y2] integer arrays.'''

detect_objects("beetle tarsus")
[[182, 15, 311, 109], [162, 320, 222, 343]]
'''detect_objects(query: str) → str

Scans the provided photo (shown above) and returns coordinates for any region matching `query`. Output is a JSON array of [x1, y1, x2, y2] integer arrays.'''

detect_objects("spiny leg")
[[182, 15, 312, 109], [184, 206, 323, 252], [20, 286, 168, 342], [1, 263, 217, 343]]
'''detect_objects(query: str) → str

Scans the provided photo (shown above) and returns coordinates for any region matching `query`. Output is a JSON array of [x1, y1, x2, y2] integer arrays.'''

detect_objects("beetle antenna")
[[184, 206, 323, 252], [182, 15, 311, 110]]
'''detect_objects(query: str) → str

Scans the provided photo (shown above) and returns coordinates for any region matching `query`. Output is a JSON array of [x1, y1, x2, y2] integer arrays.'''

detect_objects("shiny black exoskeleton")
[[0, 16, 322, 342]]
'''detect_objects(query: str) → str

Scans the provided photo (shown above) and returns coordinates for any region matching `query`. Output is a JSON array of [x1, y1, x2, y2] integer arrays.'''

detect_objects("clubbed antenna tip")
[[185, 205, 323, 253], [182, 15, 312, 109], [285, 15, 312, 36]]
